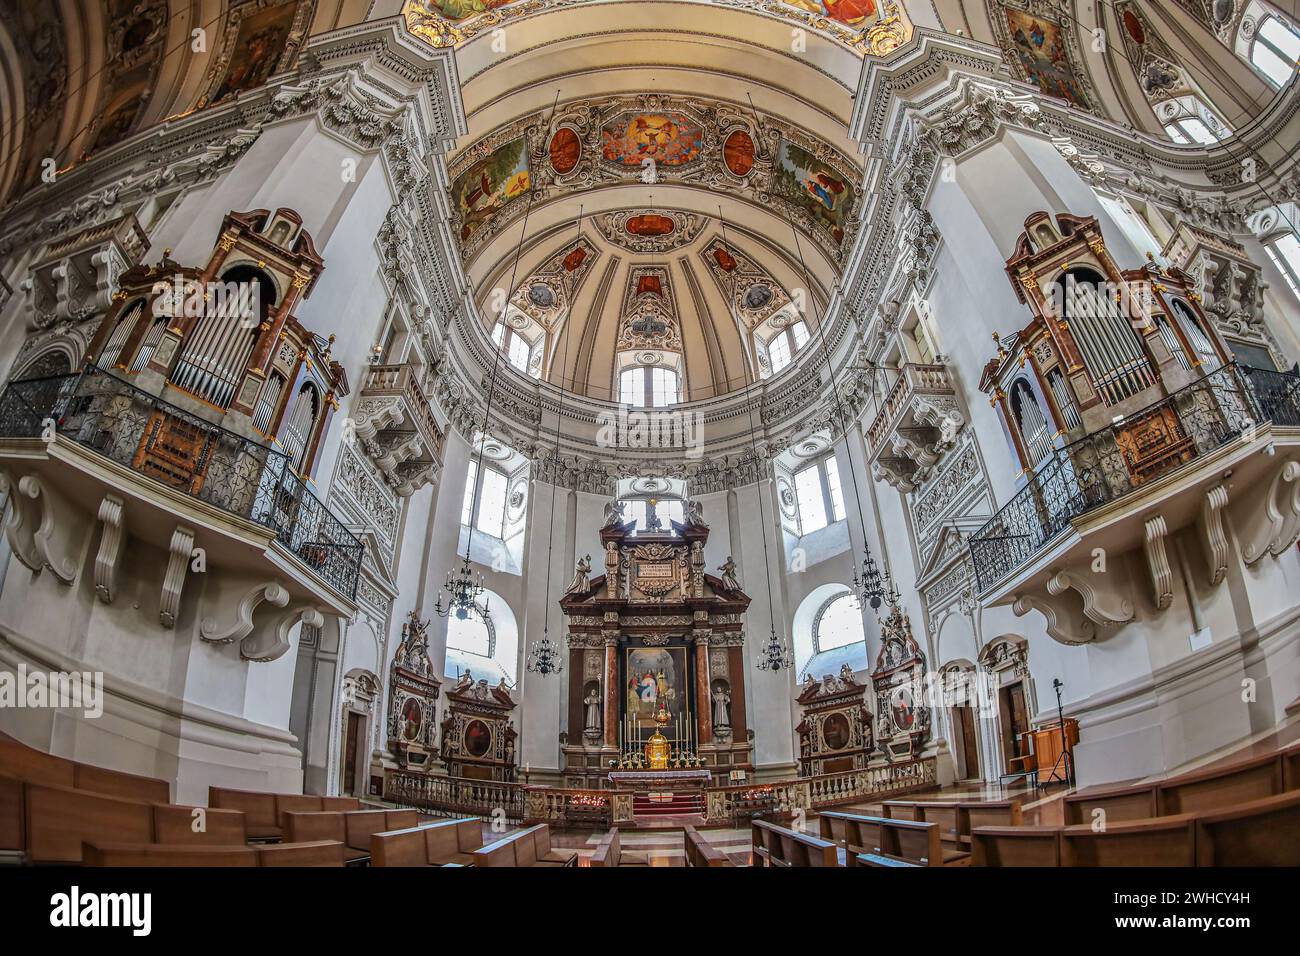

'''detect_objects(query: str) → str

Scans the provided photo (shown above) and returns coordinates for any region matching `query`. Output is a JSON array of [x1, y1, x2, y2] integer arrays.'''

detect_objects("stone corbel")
[[1143, 515, 1173, 611], [1047, 569, 1135, 629], [1231, 460, 1300, 565], [94, 494, 127, 604], [241, 605, 324, 663], [160, 526, 195, 628], [200, 582, 290, 646], [1198, 484, 1229, 585], [0, 469, 42, 573], [19, 475, 76, 584], [1012, 591, 1095, 645]]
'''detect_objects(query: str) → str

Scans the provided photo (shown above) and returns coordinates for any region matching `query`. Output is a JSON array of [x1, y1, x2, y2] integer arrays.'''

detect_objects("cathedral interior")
[[1, 0, 1299, 904]]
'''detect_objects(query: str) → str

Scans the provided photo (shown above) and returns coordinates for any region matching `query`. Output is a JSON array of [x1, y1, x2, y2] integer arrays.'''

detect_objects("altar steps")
[[633, 792, 705, 818]]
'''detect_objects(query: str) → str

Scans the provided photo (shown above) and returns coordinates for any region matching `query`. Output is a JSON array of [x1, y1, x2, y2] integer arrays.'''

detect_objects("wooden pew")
[[283, 811, 371, 863], [152, 804, 248, 846], [470, 825, 562, 867], [208, 787, 282, 841], [589, 829, 648, 867], [529, 824, 578, 866], [961, 800, 1023, 835], [1061, 815, 1197, 867], [255, 840, 346, 867], [752, 819, 840, 867], [0, 737, 75, 788], [882, 799, 1020, 848], [1194, 791, 1300, 866], [1157, 754, 1281, 816], [1063, 783, 1159, 827], [84, 842, 257, 867], [25, 783, 154, 863], [455, 818, 484, 856], [819, 810, 964, 866], [970, 826, 1063, 866], [371, 819, 481, 866], [1282, 742, 1300, 792], [684, 825, 729, 867], [73, 764, 170, 804], [343, 808, 418, 856]]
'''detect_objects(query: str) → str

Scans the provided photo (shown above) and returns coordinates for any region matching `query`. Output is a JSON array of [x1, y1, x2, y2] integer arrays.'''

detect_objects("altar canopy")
[[559, 503, 752, 788]]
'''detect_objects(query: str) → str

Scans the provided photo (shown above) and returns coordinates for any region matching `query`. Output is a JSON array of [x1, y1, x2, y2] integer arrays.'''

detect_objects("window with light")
[[1250, 14, 1300, 88], [461, 460, 510, 538], [765, 320, 810, 374], [793, 456, 847, 535], [620, 365, 680, 407]]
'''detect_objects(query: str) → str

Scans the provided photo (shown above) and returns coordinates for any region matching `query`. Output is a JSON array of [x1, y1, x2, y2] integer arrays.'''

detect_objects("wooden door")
[[999, 682, 1030, 766], [343, 711, 363, 796], [956, 704, 980, 779]]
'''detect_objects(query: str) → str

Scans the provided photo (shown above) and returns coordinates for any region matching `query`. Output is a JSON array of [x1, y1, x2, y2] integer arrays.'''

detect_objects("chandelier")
[[756, 627, 794, 672], [853, 543, 900, 613], [526, 627, 564, 675], [434, 556, 488, 621]]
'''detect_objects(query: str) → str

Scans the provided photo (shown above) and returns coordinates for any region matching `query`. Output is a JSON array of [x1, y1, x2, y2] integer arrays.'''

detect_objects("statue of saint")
[[718, 555, 741, 592], [711, 686, 731, 728], [566, 554, 592, 594], [584, 688, 602, 731]]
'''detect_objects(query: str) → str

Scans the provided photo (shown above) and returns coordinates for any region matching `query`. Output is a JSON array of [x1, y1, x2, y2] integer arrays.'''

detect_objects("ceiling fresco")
[[401, 0, 913, 55]]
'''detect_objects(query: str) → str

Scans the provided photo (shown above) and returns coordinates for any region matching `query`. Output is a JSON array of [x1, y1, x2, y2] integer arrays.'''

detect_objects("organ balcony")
[[354, 362, 446, 496], [864, 362, 964, 492], [968, 362, 1300, 644]]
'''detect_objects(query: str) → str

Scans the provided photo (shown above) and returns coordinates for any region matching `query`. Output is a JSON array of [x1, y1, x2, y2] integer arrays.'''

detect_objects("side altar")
[[559, 502, 753, 789]]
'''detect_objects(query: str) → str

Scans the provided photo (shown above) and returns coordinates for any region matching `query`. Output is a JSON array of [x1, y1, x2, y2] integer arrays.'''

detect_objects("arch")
[[793, 583, 868, 679], [443, 588, 518, 684], [12, 347, 74, 380]]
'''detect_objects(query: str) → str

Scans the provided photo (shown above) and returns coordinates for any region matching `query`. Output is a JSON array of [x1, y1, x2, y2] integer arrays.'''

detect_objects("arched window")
[[444, 588, 518, 683], [281, 381, 320, 473], [461, 459, 510, 538], [1158, 95, 1230, 145], [794, 586, 868, 679], [619, 365, 679, 407], [1248, 12, 1300, 88], [617, 495, 684, 533], [764, 320, 810, 375]]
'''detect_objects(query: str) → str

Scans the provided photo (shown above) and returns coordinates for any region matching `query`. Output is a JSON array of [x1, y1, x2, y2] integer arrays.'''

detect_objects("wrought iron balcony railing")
[[969, 363, 1300, 592], [0, 366, 363, 600]]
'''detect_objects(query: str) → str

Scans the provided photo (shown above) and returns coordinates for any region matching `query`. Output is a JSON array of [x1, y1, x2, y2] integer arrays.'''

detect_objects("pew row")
[[752, 819, 841, 867], [589, 829, 647, 867], [0, 735, 170, 802], [684, 826, 730, 867], [370, 818, 483, 866], [207, 787, 360, 841], [973, 790, 1300, 865], [83, 840, 345, 867], [817, 810, 968, 866], [472, 824, 576, 867], [881, 799, 1022, 846]]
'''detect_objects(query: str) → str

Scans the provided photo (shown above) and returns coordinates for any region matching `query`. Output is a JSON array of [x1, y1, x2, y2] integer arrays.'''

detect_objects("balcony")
[[969, 364, 1300, 641], [864, 363, 963, 491], [355, 363, 446, 496], [0, 366, 363, 603]]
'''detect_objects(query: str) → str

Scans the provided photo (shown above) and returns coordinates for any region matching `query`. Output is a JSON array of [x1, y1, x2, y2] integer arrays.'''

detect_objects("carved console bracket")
[[160, 526, 195, 629], [241, 604, 324, 663], [1048, 569, 1135, 628], [0, 468, 42, 573], [200, 581, 290, 646], [18, 475, 76, 584], [1012, 591, 1095, 645], [1199, 484, 1229, 585], [1143, 515, 1173, 611], [94, 495, 126, 604], [1012, 563, 1135, 645], [1232, 460, 1300, 565]]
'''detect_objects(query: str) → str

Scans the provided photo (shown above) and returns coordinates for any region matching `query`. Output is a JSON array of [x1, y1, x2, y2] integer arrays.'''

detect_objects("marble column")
[[695, 631, 712, 745], [603, 634, 619, 749]]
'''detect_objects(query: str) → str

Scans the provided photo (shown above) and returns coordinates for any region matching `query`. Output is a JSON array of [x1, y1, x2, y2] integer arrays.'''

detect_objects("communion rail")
[[388, 757, 937, 828]]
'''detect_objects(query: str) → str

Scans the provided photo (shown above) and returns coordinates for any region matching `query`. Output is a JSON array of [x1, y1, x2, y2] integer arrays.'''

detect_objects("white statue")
[[711, 686, 731, 728], [584, 689, 602, 731], [567, 554, 592, 594]]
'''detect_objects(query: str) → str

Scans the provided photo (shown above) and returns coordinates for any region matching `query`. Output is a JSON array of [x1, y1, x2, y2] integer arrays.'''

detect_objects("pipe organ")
[[983, 211, 1233, 477], [86, 208, 347, 480]]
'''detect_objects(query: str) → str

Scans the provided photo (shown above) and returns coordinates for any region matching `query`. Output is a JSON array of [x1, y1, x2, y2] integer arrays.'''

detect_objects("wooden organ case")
[[796, 665, 873, 776], [558, 505, 752, 789]]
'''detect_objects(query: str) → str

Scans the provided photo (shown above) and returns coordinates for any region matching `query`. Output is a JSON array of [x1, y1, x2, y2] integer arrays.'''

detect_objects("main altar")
[[558, 502, 753, 789]]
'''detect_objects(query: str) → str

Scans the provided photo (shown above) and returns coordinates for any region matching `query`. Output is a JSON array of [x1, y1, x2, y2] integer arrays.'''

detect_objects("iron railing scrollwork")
[[970, 363, 1300, 590], [0, 366, 362, 599]]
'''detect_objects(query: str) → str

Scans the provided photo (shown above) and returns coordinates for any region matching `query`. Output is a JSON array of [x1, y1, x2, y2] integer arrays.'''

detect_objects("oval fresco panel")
[[723, 130, 755, 176], [626, 213, 674, 237], [548, 127, 581, 174]]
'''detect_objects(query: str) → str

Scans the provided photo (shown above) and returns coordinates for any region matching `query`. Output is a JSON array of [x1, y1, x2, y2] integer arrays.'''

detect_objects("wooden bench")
[[470, 824, 566, 867], [206, 787, 361, 841], [1061, 815, 1197, 866], [25, 782, 154, 863], [283, 811, 372, 864], [819, 810, 966, 866], [83, 840, 345, 867], [1194, 790, 1300, 866], [152, 804, 248, 846], [970, 826, 1063, 866], [589, 829, 647, 867], [343, 808, 419, 856], [1062, 783, 1160, 827], [529, 824, 578, 866], [752, 819, 841, 867], [371, 819, 481, 866], [684, 825, 728, 867]]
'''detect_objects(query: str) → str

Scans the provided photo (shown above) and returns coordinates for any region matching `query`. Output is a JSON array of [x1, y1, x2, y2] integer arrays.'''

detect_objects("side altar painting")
[[386, 612, 440, 769]]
